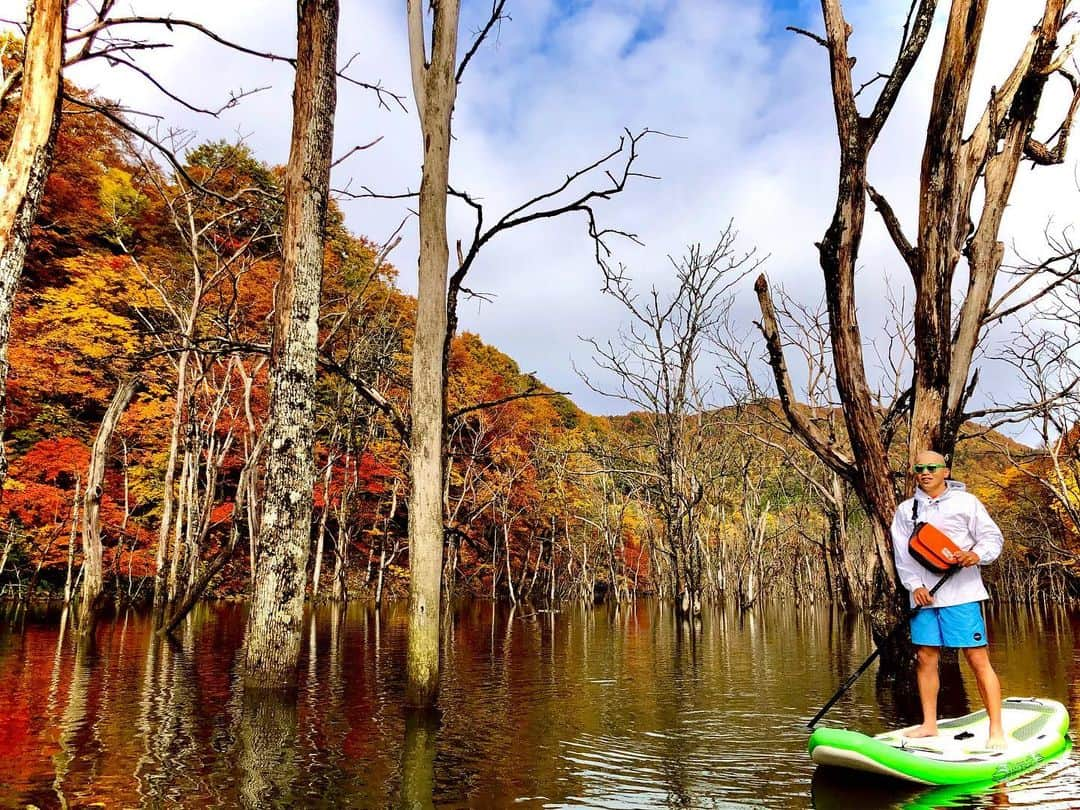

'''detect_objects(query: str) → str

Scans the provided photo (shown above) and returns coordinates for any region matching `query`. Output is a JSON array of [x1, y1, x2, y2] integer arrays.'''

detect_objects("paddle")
[[806, 565, 960, 730]]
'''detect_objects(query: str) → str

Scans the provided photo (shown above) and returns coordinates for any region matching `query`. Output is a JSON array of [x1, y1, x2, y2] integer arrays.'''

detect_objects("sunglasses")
[[913, 463, 947, 473]]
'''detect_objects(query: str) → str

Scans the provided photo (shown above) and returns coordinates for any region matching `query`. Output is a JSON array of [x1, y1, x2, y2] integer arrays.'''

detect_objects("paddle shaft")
[[806, 565, 959, 730]]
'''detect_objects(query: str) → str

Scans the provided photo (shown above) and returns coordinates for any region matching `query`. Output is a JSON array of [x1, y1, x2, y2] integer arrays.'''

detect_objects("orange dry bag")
[[908, 500, 963, 574]]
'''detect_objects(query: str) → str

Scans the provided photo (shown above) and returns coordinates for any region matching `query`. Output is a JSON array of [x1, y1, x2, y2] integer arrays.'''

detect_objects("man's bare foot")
[[903, 724, 939, 739], [986, 733, 1007, 750]]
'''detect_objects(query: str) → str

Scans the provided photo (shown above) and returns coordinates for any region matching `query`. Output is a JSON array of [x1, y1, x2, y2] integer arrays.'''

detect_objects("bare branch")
[[962, 380, 1080, 424], [317, 355, 409, 442], [854, 71, 889, 99], [866, 0, 938, 142], [335, 72, 408, 113], [866, 183, 917, 274], [461, 128, 663, 277], [330, 136, 384, 168], [406, 0, 428, 115], [81, 52, 269, 116], [67, 15, 408, 111], [984, 245, 1080, 325], [1025, 66, 1080, 165], [753, 274, 856, 483], [62, 92, 278, 206], [879, 385, 913, 450], [787, 26, 828, 48], [0, 66, 21, 110], [67, 16, 297, 66], [456, 0, 509, 83], [448, 387, 566, 422]]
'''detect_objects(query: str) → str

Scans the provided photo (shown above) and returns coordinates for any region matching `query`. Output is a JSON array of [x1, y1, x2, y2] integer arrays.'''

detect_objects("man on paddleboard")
[[890, 450, 1006, 749]]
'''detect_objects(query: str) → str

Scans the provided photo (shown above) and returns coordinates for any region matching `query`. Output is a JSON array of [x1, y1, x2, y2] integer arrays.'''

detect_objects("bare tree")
[[403, 0, 460, 709], [755, 1, 1080, 614], [977, 263, 1080, 595], [242, 0, 338, 689], [76, 374, 139, 635], [401, 0, 654, 706], [161, 429, 266, 635], [716, 286, 896, 608], [582, 234, 759, 613], [117, 142, 277, 611]]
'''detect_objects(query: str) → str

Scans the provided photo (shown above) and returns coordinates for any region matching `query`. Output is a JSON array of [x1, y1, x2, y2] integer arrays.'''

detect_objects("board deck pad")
[[808, 698, 1070, 785]]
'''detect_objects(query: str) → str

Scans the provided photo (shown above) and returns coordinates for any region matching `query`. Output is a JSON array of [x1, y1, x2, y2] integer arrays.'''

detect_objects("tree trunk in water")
[[77, 376, 138, 635], [0, 0, 65, 488], [0, 525, 13, 583], [153, 351, 190, 611], [63, 479, 80, 605], [405, 0, 460, 709], [312, 457, 333, 600], [242, 0, 338, 689], [331, 488, 348, 603], [165, 446, 192, 604], [504, 523, 517, 605]]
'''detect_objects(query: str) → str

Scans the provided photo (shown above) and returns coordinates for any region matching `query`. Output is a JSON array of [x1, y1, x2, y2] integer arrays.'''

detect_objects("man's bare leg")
[[905, 645, 941, 738], [963, 646, 1005, 748]]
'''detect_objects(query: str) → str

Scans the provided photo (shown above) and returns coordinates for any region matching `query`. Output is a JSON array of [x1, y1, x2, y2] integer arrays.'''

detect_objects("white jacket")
[[890, 480, 1004, 608]]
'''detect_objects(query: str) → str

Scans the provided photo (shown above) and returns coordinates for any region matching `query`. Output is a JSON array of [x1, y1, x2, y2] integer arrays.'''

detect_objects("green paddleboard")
[[808, 697, 1071, 785]]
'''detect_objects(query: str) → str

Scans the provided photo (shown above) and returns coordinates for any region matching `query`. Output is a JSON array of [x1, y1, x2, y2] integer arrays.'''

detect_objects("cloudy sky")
[[38, 1, 1080, 425]]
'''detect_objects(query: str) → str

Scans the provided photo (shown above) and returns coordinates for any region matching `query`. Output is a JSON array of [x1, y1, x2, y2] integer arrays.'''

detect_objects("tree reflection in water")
[[399, 708, 439, 810], [236, 685, 300, 808]]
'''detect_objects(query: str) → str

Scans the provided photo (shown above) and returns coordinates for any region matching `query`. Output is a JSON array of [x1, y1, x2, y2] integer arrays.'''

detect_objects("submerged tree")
[[401, 0, 653, 706], [242, 0, 338, 688], [404, 0, 460, 709], [76, 374, 139, 635]]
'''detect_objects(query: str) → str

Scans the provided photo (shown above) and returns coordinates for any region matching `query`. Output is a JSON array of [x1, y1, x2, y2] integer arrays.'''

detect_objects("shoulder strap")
[[911, 498, 919, 524]]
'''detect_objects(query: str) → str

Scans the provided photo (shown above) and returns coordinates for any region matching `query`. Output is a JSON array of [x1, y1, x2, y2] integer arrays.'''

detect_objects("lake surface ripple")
[[0, 599, 1077, 808]]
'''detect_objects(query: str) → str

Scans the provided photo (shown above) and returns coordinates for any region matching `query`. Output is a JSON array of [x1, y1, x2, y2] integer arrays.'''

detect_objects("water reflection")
[[236, 687, 299, 808], [812, 746, 1076, 809], [400, 709, 439, 810], [875, 648, 973, 729], [0, 599, 1076, 808]]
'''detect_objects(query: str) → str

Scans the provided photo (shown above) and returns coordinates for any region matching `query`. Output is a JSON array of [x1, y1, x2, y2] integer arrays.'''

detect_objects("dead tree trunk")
[[242, 0, 338, 689], [63, 478, 80, 605], [0, 524, 15, 584], [153, 349, 191, 610], [910, 0, 1075, 460], [405, 0, 460, 709], [400, 0, 650, 705], [312, 451, 335, 601], [0, 0, 65, 488], [77, 375, 138, 635]]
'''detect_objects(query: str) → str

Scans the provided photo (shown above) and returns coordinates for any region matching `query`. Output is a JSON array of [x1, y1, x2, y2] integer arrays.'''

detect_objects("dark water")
[[0, 599, 1077, 809]]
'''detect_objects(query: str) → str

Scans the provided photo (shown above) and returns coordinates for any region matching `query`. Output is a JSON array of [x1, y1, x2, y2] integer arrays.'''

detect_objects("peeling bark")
[[242, 0, 338, 689]]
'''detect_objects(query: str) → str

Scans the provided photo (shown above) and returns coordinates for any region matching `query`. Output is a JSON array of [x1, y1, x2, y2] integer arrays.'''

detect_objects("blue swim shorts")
[[909, 602, 987, 648]]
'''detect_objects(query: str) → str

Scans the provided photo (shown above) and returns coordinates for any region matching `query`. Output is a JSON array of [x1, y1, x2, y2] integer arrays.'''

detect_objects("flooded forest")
[[2, 0, 1080, 807]]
